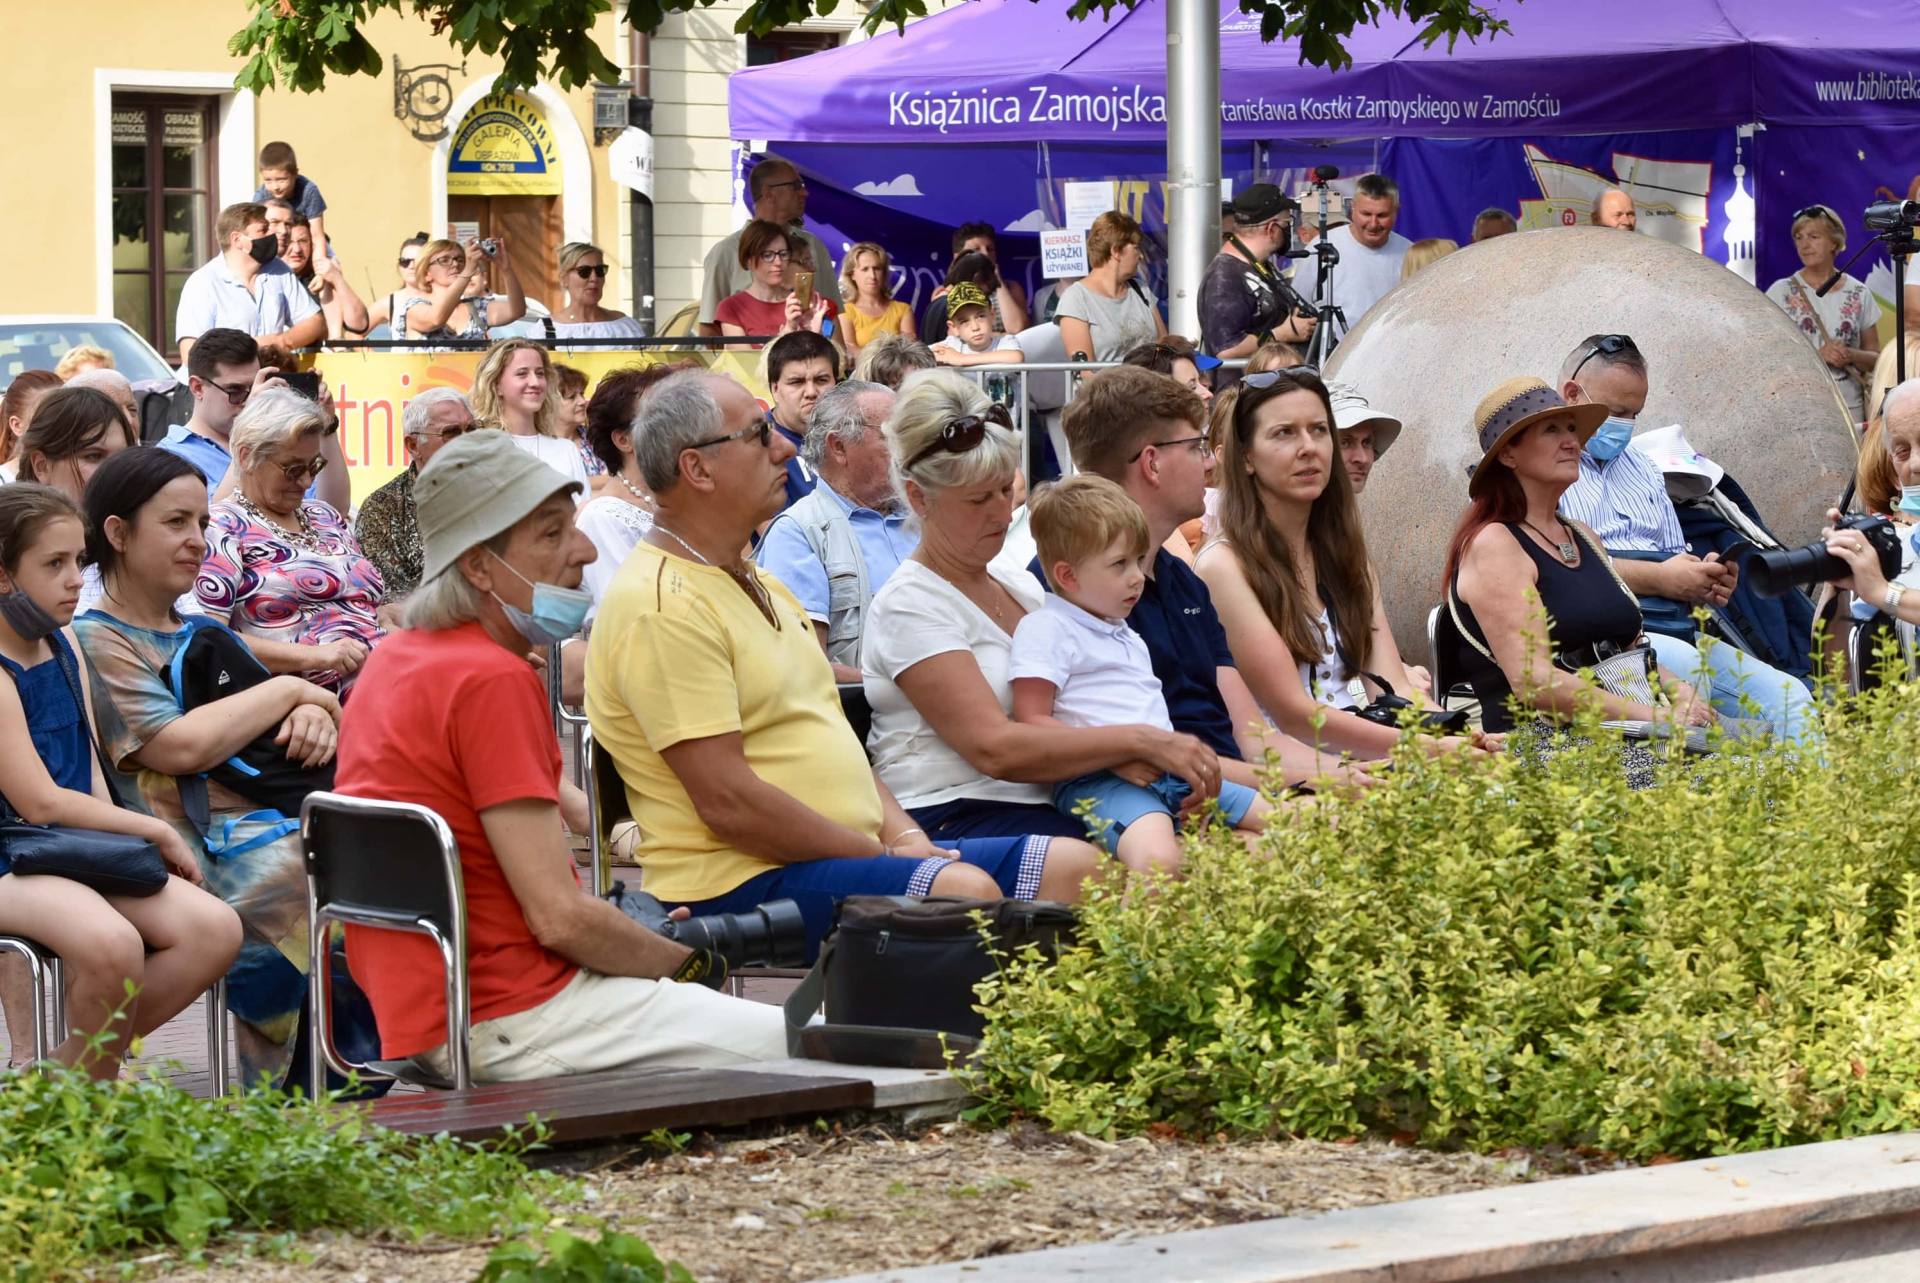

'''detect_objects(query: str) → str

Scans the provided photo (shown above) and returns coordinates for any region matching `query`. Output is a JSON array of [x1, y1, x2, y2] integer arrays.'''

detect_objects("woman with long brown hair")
[[1195, 367, 1450, 760]]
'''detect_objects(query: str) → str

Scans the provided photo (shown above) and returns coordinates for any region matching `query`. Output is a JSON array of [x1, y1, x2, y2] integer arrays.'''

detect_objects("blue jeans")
[[1646, 631, 1816, 745], [1053, 771, 1259, 855]]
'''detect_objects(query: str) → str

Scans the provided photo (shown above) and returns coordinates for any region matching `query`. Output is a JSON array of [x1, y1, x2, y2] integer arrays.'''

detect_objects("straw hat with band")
[[415, 428, 584, 584], [1466, 377, 1609, 499], [1327, 382, 1403, 457]]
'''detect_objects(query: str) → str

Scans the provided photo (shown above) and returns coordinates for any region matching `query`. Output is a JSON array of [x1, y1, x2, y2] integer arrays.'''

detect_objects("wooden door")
[[447, 195, 561, 311]]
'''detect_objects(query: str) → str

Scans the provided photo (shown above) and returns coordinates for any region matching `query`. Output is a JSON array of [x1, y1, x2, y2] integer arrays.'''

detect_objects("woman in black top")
[[1443, 377, 1713, 737]]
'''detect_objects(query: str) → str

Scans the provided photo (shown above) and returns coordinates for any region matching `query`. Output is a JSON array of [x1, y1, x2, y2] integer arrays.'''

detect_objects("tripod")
[[1823, 206, 1914, 513], [1302, 174, 1348, 367]]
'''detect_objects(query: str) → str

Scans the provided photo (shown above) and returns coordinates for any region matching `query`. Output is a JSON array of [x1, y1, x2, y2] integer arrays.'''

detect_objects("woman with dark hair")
[[0, 369, 62, 483], [13, 386, 160, 617], [717, 220, 829, 343], [1444, 377, 1711, 760], [1196, 367, 1458, 760], [0, 483, 240, 1075], [70, 447, 342, 1087], [577, 363, 694, 614]]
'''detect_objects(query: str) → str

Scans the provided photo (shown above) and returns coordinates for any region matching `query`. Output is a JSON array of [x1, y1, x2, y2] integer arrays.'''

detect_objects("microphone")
[[1312, 165, 1340, 182]]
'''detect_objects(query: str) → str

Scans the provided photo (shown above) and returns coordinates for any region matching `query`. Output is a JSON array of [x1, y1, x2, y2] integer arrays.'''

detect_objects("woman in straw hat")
[[1441, 376, 1713, 761]]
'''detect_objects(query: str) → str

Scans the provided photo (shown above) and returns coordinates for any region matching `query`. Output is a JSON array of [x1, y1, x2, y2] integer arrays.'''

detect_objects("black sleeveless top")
[[1447, 522, 1643, 733]]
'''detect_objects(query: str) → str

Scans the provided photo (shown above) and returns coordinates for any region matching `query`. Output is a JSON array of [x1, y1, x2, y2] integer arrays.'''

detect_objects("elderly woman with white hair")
[[354, 386, 477, 599], [195, 386, 385, 693], [862, 370, 1221, 843]]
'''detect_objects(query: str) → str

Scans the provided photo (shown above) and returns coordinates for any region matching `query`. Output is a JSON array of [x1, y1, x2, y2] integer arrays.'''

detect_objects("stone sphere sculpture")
[[1325, 226, 1858, 655]]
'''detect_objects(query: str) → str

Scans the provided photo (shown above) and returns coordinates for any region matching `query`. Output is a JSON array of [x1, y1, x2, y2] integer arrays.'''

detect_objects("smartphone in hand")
[[281, 370, 322, 399], [793, 271, 815, 310]]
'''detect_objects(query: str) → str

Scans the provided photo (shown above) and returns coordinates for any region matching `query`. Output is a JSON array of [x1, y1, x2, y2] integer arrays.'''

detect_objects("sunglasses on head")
[[903, 404, 1013, 472], [1569, 334, 1639, 382], [1793, 205, 1837, 223], [573, 264, 610, 280], [1240, 365, 1321, 390]]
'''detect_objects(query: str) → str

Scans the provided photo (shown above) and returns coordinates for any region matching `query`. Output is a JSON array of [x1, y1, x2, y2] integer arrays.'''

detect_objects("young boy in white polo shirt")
[[1009, 475, 1269, 877]]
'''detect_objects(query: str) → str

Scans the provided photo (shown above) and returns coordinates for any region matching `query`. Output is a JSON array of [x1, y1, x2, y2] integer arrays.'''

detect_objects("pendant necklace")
[[1523, 517, 1579, 566]]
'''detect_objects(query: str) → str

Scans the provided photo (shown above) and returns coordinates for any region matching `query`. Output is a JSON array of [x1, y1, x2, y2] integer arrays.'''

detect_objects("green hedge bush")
[[963, 656, 1920, 1159]]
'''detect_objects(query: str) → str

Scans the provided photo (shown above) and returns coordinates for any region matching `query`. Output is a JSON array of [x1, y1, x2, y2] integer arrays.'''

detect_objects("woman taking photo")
[[0, 484, 240, 1077], [1057, 211, 1167, 363], [1765, 205, 1881, 425], [195, 387, 385, 694], [863, 371, 1219, 842], [470, 338, 594, 498], [716, 220, 830, 343], [550, 241, 645, 341], [1196, 368, 1461, 760], [1444, 377, 1711, 771], [72, 448, 342, 1087], [397, 236, 527, 342], [840, 241, 916, 361]]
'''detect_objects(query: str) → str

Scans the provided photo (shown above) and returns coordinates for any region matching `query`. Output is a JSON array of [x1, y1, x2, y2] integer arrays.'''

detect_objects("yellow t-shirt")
[[844, 299, 912, 350], [585, 542, 883, 901]]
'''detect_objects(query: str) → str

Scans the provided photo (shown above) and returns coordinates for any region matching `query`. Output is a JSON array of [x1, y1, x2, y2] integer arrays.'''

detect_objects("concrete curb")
[[828, 1130, 1920, 1281]]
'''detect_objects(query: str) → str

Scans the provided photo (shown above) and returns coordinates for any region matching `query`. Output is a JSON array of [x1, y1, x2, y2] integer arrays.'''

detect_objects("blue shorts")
[[670, 834, 1053, 961], [1053, 771, 1258, 854], [908, 798, 1085, 842]]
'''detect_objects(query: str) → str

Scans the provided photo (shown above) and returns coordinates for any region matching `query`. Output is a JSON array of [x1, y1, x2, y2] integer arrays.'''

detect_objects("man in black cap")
[[1198, 183, 1316, 379]]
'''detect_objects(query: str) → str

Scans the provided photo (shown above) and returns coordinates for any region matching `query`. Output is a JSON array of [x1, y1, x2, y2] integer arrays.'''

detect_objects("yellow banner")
[[446, 91, 562, 196], [310, 349, 771, 507]]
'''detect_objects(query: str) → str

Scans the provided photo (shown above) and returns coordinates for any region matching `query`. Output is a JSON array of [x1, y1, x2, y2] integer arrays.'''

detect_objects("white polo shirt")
[[175, 255, 320, 342], [1008, 593, 1172, 732]]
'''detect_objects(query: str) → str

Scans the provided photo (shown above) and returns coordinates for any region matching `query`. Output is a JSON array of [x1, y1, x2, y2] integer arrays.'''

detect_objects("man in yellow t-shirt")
[[585, 372, 1095, 958]]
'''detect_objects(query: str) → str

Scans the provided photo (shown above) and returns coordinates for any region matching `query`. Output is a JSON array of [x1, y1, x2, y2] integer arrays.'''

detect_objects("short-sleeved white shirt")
[[862, 559, 1048, 810], [1009, 594, 1171, 733], [174, 255, 320, 342], [505, 433, 592, 505]]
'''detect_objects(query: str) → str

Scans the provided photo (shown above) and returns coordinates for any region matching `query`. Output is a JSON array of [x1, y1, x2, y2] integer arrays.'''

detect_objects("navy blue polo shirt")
[[1028, 549, 1242, 760], [768, 414, 817, 510]]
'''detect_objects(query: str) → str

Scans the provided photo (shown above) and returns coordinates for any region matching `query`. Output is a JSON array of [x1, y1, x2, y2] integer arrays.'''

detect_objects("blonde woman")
[[1400, 237, 1459, 281], [54, 344, 114, 380], [1765, 205, 1881, 424], [469, 338, 592, 501], [550, 241, 645, 340], [398, 236, 526, 341], [839, 242, 916, 360]]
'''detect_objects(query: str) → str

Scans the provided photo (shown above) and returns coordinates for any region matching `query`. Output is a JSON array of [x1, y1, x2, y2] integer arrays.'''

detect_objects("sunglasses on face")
[[903, 404, 1013, 472], [274, 455, 328, 484], [205, 378, 253, 407], [398, 257, 419, 269], [690, 419, 773, 451], [573, 264, 610, 280], [426, 420, 477, 444], [1569, 334, 1639, 382]]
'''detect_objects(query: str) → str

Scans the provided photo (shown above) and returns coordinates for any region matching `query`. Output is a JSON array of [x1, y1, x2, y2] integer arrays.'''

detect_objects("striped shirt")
[[1559, 448, 1685, 555]]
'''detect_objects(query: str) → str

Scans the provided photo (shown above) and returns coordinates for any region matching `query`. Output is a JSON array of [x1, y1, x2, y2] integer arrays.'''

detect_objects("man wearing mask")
[[1197, 184, 1316, 382], [696, 158, 837, 339], [175, 203, 324, 364], [1555, 334, 1814, 742]]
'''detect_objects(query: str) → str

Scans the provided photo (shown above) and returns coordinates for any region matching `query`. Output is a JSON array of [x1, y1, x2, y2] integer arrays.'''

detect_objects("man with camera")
[[1198, 183, 1316, 376], [336, 429, 787, 1084], [1555, 334, 1815, 742]]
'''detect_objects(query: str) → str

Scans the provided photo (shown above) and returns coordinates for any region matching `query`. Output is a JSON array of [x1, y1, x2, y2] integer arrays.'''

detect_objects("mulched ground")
[[154, 1121, 1534, 1283]]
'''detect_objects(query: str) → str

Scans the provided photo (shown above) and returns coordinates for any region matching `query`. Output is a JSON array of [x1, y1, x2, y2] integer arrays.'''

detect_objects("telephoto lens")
[[607, 884, 808, 969], [1742, 515, 1902, 597]]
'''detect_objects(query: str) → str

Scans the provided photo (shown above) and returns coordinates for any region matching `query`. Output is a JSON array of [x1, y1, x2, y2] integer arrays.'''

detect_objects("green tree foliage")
[[229, 0, 1510, 94]]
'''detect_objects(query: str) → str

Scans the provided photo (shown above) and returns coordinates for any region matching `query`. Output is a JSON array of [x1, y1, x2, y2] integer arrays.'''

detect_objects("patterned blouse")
[[353, 467, 424, 598], [195, 498, 386, 693]]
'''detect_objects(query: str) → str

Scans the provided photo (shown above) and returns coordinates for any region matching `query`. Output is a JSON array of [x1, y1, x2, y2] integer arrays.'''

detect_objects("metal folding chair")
[[0, 936, 60, 1065], [300, 791, 471, 1090]]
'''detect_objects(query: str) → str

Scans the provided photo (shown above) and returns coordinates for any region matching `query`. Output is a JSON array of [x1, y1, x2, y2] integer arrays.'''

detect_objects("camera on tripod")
[[1864, 200, 1920, 233]]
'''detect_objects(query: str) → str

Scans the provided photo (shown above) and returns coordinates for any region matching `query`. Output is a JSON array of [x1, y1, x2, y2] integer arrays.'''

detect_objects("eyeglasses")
[[573, 264, 610, 280], [689, 419, 773, 451], [204, 378, 253, 407], [1241, 365, 1321, 390], [1569, 334, 1639, 382], [424, 420, 477, 444], [903, 404, 1013, 471], [1128, 434, 1213, 463], [274, 455, 328, 484], [757, 250, 792, 264], [763, 178, 807, 193]]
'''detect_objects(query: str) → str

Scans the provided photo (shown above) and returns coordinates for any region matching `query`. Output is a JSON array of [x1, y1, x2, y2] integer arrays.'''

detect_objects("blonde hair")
[[1086, 211, 1143, 269], [471, 338, 560, 438], [1400, 238, 1459, 280], [839, 242, 894, 305], [890, 370, 1020, 502], [1790, 205, 1847, 254], [418, 238, 466, 276], [54, 345, 114, 380], [557, 241, 602, 278], [1245, 341, 1303, 374], [1028, 474, 1151, 582]]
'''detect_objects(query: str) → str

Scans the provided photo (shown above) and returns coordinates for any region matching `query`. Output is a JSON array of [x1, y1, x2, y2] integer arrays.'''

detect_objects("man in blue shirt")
[[757, 380, 915, 682], [1044, 366, 1369, 792], [174, 202, 324, 364], [761, 331, 839, 510]]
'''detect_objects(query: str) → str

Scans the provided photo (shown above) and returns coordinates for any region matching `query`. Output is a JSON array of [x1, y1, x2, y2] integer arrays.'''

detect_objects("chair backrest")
[[301, 791, 464, 935], [586, 730, 632, 841], [1428, 605, 1460, 708], [1010, 323, 1071, 411], [838, 682, 874, 751]]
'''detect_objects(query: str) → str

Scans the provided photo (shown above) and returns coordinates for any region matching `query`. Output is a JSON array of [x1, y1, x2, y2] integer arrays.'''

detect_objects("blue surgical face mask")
[[1585, 415, 1635, 463], [1900, 484, 1920, 520], [0, 585, 61, 642], [488, 551, 592, 646]]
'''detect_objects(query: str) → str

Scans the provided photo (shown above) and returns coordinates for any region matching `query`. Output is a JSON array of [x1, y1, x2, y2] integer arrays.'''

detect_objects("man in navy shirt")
[[761, 331, 837, 511], [1040, 366, 1368, 792]]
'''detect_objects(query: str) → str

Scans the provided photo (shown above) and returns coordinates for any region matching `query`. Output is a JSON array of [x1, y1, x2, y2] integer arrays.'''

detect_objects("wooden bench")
[[368, 1064, 872, 1144]]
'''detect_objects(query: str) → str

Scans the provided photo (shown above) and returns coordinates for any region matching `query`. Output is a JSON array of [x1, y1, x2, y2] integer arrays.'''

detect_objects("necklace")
[[235, 493, 327, 553], [652, 523, 780, 630], [1522, 517, 1579, 566], [616, 474, 654, 508]]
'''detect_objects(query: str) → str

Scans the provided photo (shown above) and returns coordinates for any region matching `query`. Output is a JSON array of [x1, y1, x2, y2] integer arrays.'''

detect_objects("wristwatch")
[[1884, 583, 1907, 616]]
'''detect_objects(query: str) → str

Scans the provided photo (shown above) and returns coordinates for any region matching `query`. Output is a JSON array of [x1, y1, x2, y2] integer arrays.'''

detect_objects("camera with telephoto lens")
[[1739, 514, 1902, 598], [608, 882, 808, 969], [478, 238, 501, 259], [1864, 200, 1920, 233]]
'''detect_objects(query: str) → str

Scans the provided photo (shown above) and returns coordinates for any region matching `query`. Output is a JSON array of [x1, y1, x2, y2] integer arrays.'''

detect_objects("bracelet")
[[885, 827, 925, 846]]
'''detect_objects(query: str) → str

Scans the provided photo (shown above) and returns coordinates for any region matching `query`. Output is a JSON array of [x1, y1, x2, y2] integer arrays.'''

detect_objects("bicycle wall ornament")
[[393, 57, 467, 142]]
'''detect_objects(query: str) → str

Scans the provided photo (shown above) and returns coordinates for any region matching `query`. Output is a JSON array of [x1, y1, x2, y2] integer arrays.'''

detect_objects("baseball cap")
[[1231, 183, 1296, 226], [1327, 382, 1403, 457], [946, 281, 991, 317], [415, 428, 584, 585]]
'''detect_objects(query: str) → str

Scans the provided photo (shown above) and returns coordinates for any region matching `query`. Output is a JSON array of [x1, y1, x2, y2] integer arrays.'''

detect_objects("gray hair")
[[65, 368, 134, 399], [1473, 206, 1516, 230], [400, 526, 512, 631], [1885, 377, 1920, 425], [1354, 172, 1400, 206], [854, 333, 937, 390], [1558, 334, 1649, 388], [402, 387, 472, 441], [803, 379, 891, 467], [633, 370, 725, 493], [229, 385, 325, 464], [890, 370, 1020, 504]]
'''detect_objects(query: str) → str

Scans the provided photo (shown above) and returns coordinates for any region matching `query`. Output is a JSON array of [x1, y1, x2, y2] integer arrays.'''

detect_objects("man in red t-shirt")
[[335, 429, 784, 1082]]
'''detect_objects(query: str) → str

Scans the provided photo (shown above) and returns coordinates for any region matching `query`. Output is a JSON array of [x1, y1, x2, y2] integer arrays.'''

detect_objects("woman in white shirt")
[[576, 365, 687, 616], [863, 371, 1218, 843], [468, 339, 592, 503], [1765, 204, 1882, 425], [549, 241, 646, 342]]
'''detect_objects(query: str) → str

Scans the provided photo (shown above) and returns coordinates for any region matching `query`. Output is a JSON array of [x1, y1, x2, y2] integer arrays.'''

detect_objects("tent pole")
[[1165, 0, 1220, 341]]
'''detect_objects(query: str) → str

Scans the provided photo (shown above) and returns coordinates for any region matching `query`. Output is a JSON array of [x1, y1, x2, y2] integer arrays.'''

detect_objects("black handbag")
[[783, 895, 1078, 1069], [1353, 672, 1470, 735], [0, 636, 167, 897]]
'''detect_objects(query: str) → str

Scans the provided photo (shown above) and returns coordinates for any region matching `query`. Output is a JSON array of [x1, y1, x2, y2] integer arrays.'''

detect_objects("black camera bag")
[[783, 896, 1077, 1070]]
